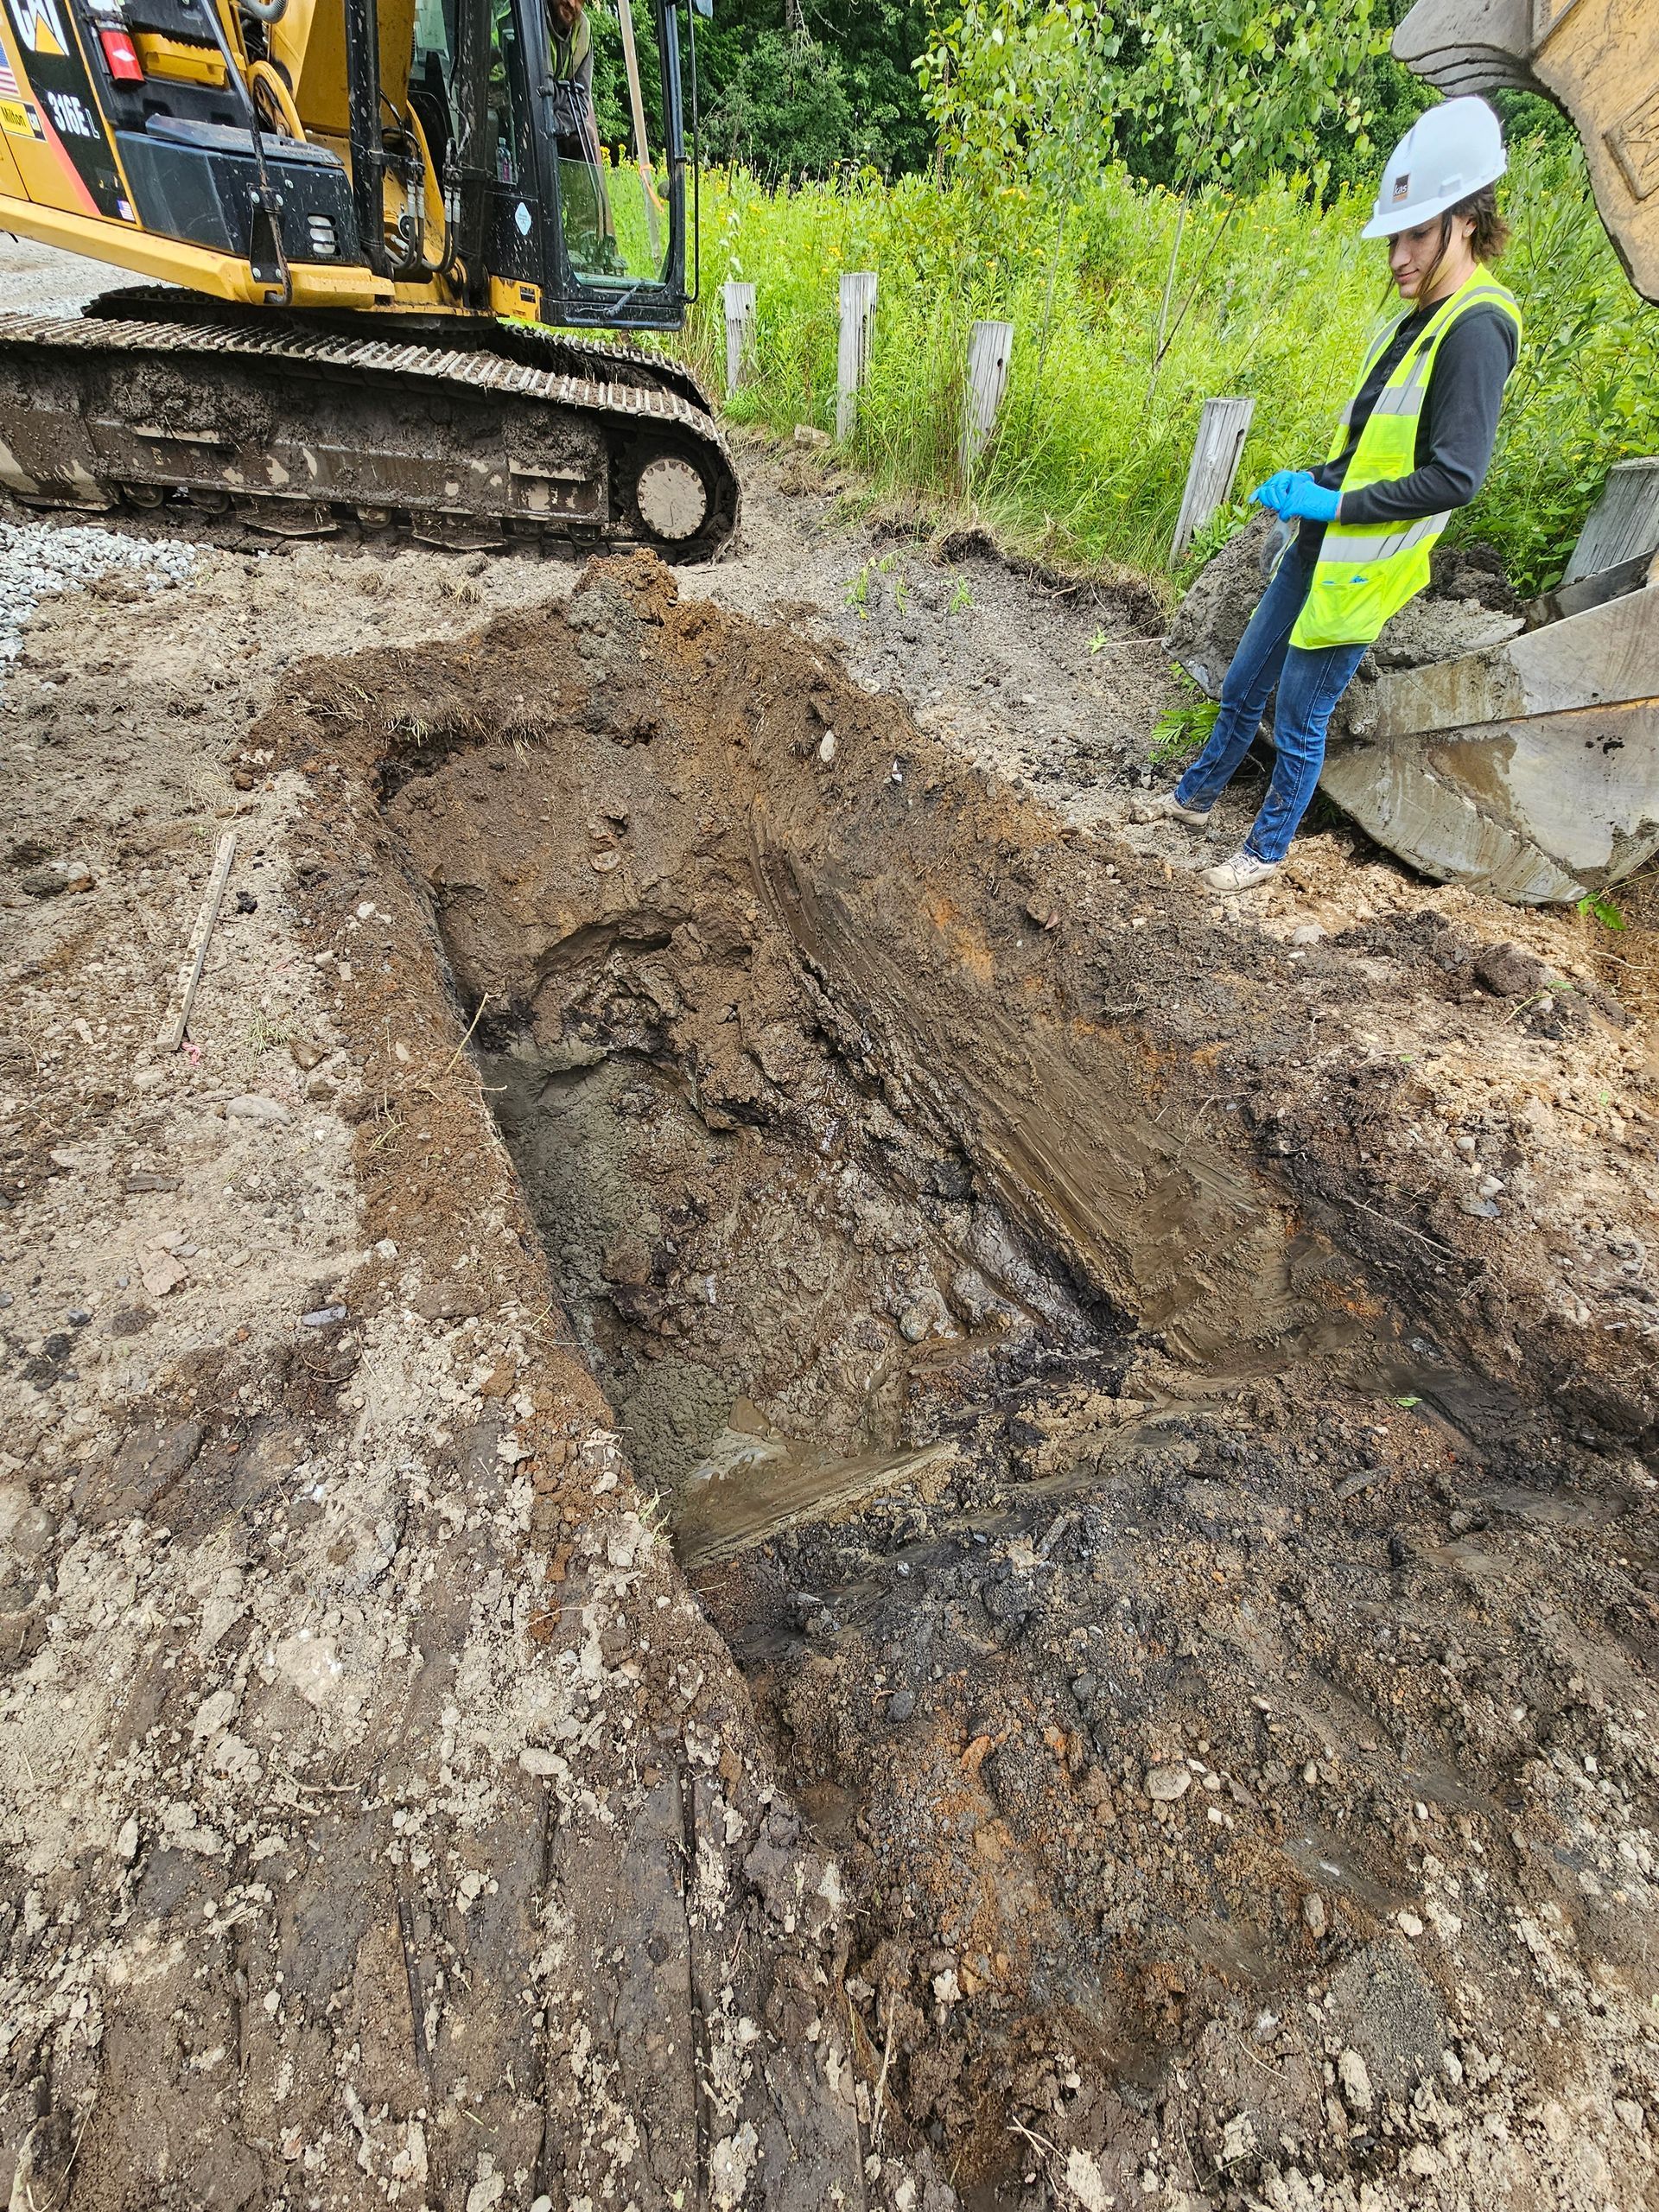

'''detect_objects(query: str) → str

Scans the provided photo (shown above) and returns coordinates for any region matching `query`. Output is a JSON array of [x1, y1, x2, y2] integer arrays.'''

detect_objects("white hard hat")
[[1361, 95, 1507, 238]]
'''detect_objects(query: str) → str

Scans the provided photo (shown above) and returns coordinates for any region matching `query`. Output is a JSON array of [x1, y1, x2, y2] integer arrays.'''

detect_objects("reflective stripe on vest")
[[1289, 271, 1522, 652]]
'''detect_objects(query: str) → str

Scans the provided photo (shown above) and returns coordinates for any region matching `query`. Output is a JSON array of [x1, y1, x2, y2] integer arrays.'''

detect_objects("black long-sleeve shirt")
[[1308, 302, 1517, 533]]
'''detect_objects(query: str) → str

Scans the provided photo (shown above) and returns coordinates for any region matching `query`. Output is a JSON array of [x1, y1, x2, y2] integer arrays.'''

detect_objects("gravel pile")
[[0, 517, 194, 664]]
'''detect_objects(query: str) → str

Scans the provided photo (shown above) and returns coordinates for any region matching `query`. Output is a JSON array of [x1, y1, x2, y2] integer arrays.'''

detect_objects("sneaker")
[[1202, 850, 1281, 893], [1133, 790, 1212, 827]]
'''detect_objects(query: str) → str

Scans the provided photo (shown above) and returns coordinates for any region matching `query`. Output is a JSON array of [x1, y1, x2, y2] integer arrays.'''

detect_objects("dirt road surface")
[[3, 236, 1657, 2212]]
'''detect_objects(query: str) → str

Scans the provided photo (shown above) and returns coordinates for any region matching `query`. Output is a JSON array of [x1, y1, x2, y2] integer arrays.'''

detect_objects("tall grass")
[[677, 141, 1659, 595]]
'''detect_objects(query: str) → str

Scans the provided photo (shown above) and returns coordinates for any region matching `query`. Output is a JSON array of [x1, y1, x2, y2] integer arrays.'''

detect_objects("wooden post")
[[959, 320, 1014, 484], [1563, 457, 1659, 583], [722, 280, 755, 397], [156, 830, 236, 1052], [1169, 396, 1255, 565], [836, 270, 878, 442]]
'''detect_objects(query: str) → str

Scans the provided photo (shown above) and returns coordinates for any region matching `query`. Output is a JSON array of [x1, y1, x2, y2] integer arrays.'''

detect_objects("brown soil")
[[3, 236, 1659, 2212]]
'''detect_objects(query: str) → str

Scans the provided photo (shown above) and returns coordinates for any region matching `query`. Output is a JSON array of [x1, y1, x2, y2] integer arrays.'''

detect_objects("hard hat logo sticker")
[[1391, 172, 1410, 203], [6, 0, 68, 58]]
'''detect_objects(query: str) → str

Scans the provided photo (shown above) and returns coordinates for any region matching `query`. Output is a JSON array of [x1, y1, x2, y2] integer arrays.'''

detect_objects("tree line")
[[690, 0, 1568, 193]]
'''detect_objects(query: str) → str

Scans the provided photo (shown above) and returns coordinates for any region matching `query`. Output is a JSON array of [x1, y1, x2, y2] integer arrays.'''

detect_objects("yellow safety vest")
[[1290, 269, 1522, 651]]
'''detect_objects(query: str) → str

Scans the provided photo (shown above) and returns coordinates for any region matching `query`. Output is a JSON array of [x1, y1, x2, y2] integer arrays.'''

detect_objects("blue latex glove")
[[1251, 469, 1298, 512], [1279, 473, 1341, 524]]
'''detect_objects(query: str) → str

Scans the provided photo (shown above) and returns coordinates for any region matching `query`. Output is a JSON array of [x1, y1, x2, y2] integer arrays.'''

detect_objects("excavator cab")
[[396, 0, 697, 328], [0, 0, 702, 329], [473, 0, 688, 324]]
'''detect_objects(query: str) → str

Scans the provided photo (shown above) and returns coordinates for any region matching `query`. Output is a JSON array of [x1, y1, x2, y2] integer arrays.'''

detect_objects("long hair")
[[1456, 184, 1511, 264], [1389, 185, 1511, 313]]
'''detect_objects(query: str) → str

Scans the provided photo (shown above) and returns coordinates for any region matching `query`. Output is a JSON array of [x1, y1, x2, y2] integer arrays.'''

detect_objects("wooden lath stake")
[[156, 830, 236, 1051]]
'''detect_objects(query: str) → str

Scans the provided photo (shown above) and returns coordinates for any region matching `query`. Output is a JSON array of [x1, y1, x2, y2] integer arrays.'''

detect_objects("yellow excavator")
[[0, 0, 738, 553]]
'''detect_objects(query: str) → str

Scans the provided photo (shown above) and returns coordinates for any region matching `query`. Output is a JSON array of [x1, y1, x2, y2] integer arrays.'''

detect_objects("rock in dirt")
[[1472, 941, 1556, 999], [226, 1092, 290, 1124], [139, 1254, 188, 1299], [1167, 512, 1281, 696], [1145, 1762, 1192, 1802], [1337, 2048, 1375, 2115]]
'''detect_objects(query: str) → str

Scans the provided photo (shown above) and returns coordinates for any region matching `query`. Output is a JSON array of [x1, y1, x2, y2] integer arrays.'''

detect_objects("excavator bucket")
[[1321, 561, 1659, 905], [1395, 0, 1659, 304]]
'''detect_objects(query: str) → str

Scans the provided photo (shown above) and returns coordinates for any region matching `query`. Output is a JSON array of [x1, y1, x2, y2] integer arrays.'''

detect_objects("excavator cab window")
[[532, 0, 689, 324], [552, 0, 668, 288], [488, 0, 534, 186]]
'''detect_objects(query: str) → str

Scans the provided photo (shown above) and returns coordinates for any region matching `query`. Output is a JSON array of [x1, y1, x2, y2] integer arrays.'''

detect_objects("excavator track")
[[0, 296, 741, 561]]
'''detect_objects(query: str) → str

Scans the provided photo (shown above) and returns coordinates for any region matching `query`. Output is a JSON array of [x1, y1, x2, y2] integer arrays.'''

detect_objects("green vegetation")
[[1148, 676, 1220, 761], [1577, 890, 1628, 931], [683, 136, 1659, 594], [689, 0, 930, 181]]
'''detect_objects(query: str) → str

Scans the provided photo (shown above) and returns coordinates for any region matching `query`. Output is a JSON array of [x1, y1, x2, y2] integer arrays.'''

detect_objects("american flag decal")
[[0, 48, 18, 96]]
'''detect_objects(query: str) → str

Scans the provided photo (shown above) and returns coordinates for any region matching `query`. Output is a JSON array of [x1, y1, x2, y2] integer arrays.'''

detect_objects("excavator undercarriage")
[[0, 289, 738, 554], [0, 0, 741, 557]]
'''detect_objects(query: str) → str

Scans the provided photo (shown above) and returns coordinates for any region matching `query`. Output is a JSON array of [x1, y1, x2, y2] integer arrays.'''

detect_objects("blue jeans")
[[1174, 537, 1368, 865]]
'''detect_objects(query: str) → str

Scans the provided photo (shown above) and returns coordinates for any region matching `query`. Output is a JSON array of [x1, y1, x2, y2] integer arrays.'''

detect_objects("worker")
[[1142, 97, 1522, 893], [545, 0, 620, 264], [546, 0, 594, 114]]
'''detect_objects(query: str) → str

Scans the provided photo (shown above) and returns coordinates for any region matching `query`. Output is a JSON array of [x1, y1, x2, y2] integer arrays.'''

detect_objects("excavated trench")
[[481, 1012, 1131, 1567], [330, 556, 1657, 2196]]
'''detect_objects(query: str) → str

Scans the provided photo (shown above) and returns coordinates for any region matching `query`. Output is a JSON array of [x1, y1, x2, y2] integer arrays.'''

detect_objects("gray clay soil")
[[2, 235, 1658, 2212]]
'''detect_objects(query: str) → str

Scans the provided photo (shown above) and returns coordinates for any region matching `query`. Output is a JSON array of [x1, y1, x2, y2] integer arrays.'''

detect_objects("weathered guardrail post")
[[721, 280, 756, 397], [1169, 396, 1255, 564], [836, 270, 878, 441], [960, 320, 1014, 486], [1563, 456, 1659, 584]]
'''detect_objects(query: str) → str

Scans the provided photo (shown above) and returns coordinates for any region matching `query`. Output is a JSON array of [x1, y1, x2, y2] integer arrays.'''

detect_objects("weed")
[[875, 549, 910, 611], [1175, 498, 1252, 588], [1149, 673, 1219, 762], [845, 551, 910, 617], [1576, 889, 1627, 931], [948, 577, 974, 614], [247, 1010, 293, 1053]]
